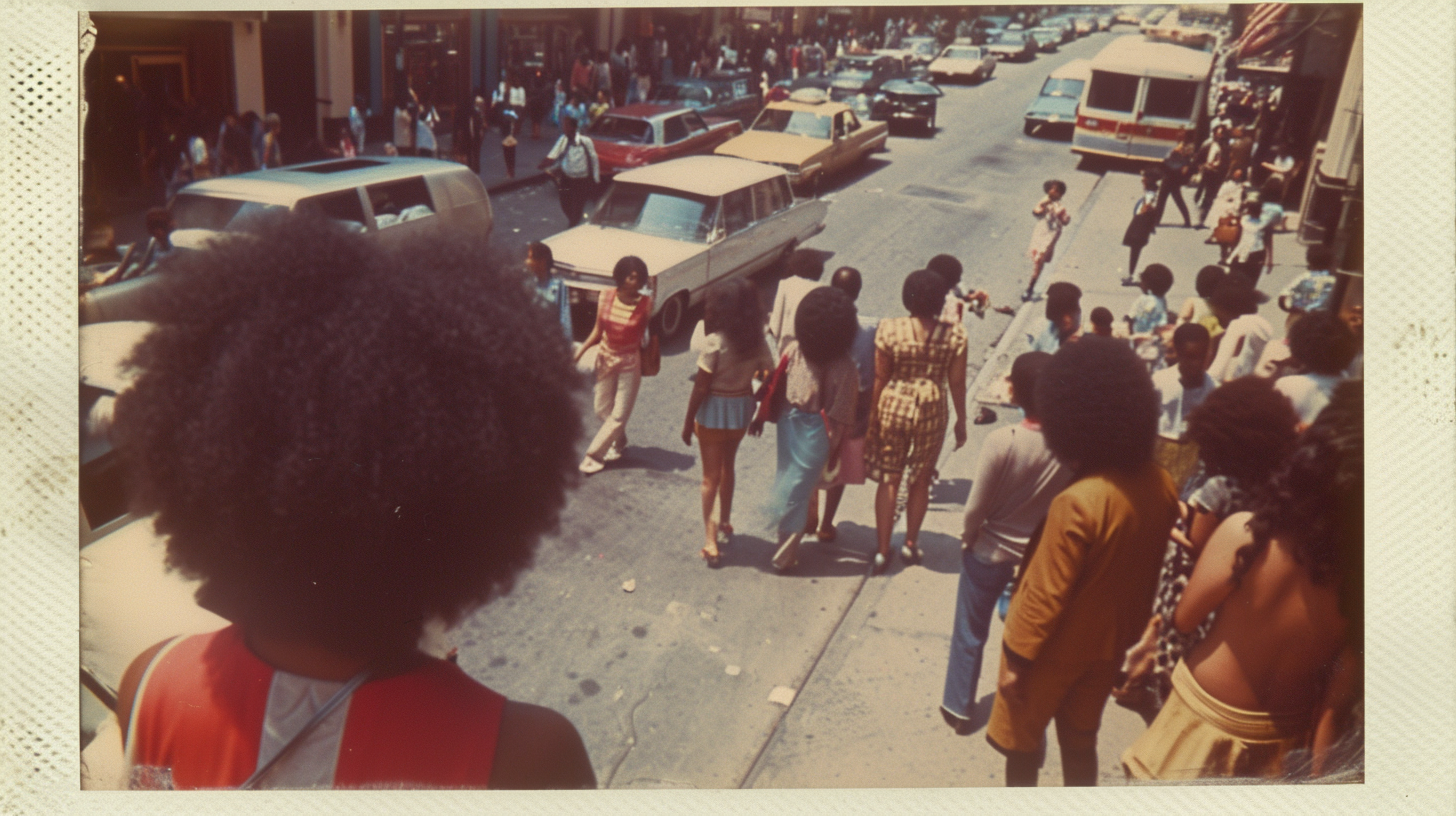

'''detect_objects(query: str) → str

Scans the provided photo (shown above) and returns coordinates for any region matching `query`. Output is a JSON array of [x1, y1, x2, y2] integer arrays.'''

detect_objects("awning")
[[1234, 3, 1293, 61]]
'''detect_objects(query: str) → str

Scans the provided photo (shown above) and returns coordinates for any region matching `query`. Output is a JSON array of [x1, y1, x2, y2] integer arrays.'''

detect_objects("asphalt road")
[[454, 31, 1119, 789]]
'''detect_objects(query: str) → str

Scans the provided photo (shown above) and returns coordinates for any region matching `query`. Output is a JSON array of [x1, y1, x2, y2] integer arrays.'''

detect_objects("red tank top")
[[597, 288, 651, 353], [126, 626, 506, 789]]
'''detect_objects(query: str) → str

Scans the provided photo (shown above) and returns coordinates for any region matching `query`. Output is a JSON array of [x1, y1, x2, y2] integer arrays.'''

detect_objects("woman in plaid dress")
[[864, 270, 969, 574]]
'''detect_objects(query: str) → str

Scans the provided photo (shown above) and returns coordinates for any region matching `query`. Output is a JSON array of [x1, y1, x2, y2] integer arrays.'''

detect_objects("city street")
[[453, 30, 1128, 789]]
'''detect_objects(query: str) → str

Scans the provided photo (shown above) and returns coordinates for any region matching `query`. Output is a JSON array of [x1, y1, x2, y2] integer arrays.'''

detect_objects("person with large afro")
[[110, 212, 596, 790], [985, 336, 1179, 786], [1123, 381, 1363, 780], [751, 285, 860, 572]]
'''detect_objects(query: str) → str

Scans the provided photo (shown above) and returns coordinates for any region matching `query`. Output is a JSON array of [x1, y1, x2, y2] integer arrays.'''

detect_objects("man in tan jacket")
[[985, 337, 1179, 786]]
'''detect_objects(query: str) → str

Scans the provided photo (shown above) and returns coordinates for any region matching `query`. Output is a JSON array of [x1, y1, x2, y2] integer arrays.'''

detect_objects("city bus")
[[1072, 35, 1214, 162]]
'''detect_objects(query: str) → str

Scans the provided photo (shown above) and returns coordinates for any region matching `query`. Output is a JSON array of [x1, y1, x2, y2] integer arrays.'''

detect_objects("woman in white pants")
[[574, 256, 653, 474]]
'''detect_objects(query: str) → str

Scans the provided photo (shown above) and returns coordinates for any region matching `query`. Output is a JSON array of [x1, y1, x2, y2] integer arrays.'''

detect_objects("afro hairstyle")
[[612, 254, 648, 286], [1194, 264, 1226, 299], [111, 212, 584, 660], [1171, 321, 1211, 351], [1138, 263, 1174, 297], [1287, 311, 1358, 375], [1210, 277, 1262, 317], [902, 268, 951, 319], [1045, 281, 1082, 321], [1240, 381, 1362, 615], [1089, 306, 1114, 329], [1035, 336, 1159, 473], [1008, 351, 1053, 417], [1043, 179, 1067, 196], [787, 248, 826, 281], [795, 285, 859, 365], [705, 277, 766, 354], [926, 254, 963, 286], [1184, 376, 1299, 487]]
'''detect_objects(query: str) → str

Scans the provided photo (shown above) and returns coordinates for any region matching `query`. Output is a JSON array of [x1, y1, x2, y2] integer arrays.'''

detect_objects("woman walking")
[[681, 279, 775, 567], [1025, 180, 1071, 301], [751, 287, 860, 572], [863, 269, 969, 574], [1120, 171, 1160, 287], [574, 256, 653, 475]]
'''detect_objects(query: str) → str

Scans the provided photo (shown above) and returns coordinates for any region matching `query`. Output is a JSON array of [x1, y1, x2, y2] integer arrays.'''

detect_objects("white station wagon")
[[543, 155, 829, 338]]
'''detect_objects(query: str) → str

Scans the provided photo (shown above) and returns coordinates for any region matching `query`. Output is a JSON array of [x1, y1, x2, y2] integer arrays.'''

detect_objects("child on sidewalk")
[[1025, 180, 1071, 301], [1125, 264, 1174, 369]]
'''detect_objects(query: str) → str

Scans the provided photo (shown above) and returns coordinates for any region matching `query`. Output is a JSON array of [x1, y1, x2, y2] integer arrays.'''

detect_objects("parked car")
[[874, 79, 944, 133], [80, 157, 494, 324], [827, 53, 912, 119], [897, 36, 942, 65], [928, 44, 998, 84], [647, 73, 762, 125], [1024, 58, 1091, 136], [542, 155, 829, 338], [986, 30, 1038, 62], [1028, 27, 1063, 52], [584, 105, 743, 176], [1074, 15, 1097, 36], [715, 88, 889, 195]]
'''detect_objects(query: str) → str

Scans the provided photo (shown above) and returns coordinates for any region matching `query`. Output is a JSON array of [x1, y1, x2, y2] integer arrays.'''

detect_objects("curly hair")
[[1045, 281, 1082, 322], [1008, 351, 1053, 417], [1237, 381, 1362, 611], [902, 268, 950, 319], [612, 255, 648, 287], [1043, 179, 1066, 196], [111, 212, 584, 660], [1194, 264, 1225, 299], [1138, 263, 1174, 297], [794, 285, 858, 365], [1210, 276, 1261, 317], [1288, 311, 1358, 375], [1185, 376, 1298, 486], [1036, 336, 1159, 473], [705, 277, 765, 354], [926, 254, 963, 286]]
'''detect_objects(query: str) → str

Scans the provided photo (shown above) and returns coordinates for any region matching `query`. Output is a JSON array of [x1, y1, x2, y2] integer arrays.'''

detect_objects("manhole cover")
[[899, 184, 971, 204]]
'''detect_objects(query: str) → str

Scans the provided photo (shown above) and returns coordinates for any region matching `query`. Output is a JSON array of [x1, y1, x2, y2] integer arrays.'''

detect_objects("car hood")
[[544, 225, 704, 281], [1026, 94, 1080, 118], [716, 131, 828, 166], [928, 57, 983, 72]]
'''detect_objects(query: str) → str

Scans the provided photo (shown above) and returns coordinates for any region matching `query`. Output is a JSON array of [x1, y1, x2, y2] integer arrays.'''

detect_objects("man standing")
[[1193, 126, 1228, 228], [539, 116, 599, 227], [1154, 140, 1194, 228]]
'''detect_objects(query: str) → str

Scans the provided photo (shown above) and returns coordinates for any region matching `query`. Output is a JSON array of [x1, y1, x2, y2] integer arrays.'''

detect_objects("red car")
[[585, 104, 744, 176]]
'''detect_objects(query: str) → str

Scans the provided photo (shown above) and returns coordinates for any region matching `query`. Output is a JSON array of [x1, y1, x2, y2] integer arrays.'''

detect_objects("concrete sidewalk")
[[746, 169, 1309, 788]]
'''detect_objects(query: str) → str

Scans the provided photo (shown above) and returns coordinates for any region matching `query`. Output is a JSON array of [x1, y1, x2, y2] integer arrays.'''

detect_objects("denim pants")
[[941, 548, 1019, 721], [772, 407, 829, 539]]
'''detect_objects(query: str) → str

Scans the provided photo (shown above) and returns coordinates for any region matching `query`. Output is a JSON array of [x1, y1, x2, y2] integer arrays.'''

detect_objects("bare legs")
[[697, 436, 742, 559], [874, 467, 934, 568]]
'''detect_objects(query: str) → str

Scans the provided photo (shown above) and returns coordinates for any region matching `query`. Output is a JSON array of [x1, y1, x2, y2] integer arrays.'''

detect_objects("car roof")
[[766, 97, 851, 115], [603, 104, 691, 121], [1091, 35, 1213, 79], [1049, 58, 1094, 80], [614, 155, 784, 197], [176, 157, 471, 206]]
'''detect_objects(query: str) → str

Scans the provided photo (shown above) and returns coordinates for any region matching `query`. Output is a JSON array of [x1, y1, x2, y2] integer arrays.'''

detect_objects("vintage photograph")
[[76, 3, 1365, 790]]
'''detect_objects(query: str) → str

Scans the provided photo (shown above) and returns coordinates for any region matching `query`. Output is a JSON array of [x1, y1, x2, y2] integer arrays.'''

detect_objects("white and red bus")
[[1072, 36, 1214, 162]]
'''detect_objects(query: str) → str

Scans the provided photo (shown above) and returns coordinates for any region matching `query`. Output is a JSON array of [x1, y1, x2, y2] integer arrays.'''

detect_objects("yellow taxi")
[[713, 88, 888, 195]]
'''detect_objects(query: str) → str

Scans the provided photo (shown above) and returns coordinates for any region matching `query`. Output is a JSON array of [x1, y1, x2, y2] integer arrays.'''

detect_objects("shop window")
[[1086, 70, 1139, 113], [1143, 78, 1198, 120]]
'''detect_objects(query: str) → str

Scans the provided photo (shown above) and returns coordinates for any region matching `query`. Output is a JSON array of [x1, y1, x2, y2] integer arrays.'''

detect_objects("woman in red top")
[[110, 212, 595, 789], [573, 256, 653, 475]]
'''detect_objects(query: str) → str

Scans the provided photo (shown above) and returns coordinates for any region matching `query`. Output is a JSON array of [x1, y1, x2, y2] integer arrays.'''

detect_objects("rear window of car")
[[588, 115, 654, 143], [663, 115, 689, 143], [592, 182, 715, 242]]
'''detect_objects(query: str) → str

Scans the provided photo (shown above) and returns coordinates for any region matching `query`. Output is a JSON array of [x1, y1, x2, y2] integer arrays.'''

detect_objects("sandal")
[[716, 523, 733, 547], [900, 542, 922, 565], [772, 534, 800, 572], [700, 547, 722, 569], [816, 525, 837, 542], [871, 551, 889, 575]]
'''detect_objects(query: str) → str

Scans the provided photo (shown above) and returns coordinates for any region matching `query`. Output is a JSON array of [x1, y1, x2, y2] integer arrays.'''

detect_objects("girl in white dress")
[[1025, 179, 1071, 301]]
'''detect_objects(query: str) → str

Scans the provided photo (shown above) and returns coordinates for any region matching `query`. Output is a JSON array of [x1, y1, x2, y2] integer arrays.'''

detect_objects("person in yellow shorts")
[[986, 337, 1179, 786]]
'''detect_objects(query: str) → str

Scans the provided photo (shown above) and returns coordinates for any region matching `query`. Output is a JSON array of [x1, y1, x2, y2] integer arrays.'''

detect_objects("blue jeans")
[[941, 549, 1018, 721], [773, 407, 828, 539]]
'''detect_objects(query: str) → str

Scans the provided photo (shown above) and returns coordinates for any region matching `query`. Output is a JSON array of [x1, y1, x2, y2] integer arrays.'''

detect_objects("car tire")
[[655, 291, 690, 339]]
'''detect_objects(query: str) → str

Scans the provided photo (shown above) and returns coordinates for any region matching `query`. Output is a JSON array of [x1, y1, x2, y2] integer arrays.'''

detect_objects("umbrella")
[[879, 79, 943, 97]]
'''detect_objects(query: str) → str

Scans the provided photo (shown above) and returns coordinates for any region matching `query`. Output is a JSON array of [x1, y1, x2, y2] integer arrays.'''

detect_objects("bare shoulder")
[[489, 700, 596, 790], [1206, 511, 1254, 556]]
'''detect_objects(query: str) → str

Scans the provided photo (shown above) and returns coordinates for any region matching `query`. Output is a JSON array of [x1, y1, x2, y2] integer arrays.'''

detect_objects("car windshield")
[[751, 108, 832, 139], [997, 32, 1027, 44], [591, 182, 715, 242], [1040, 77, 1086, 98], [943, 47, 982, 60], [649, 84, 712, 106], [587, 115, 654, 143], [171, 194, 288, 231]]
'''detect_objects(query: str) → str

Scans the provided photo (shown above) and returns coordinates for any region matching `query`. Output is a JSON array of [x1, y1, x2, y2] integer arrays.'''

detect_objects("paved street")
[[450, 29, 1174, 789]]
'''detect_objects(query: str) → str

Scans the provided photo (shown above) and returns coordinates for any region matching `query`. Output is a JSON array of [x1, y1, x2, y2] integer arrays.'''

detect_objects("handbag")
[[752, 353, 791, 425], [1212, 213, 1241, 246], [640, 324, 660, 377], [819, 434, 866, 488]]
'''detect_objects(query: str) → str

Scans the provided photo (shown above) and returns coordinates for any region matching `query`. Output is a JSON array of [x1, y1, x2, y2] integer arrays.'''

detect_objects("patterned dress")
[[863, 316, 968, 483]]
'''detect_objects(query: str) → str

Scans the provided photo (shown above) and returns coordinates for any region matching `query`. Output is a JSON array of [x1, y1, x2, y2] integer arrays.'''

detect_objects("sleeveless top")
[[594, 289, 652, 377], [126, 625, 506, 789]]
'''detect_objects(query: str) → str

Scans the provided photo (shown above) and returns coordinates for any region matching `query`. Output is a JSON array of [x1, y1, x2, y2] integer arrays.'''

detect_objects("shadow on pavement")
[[616, 446, 697, 474], [930, 477, 972, 507], [912, 531, 965, 575]]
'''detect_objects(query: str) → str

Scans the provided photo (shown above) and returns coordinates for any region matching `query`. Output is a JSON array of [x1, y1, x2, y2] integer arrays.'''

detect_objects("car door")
[[840, 109, 877, 164], [745, 176, 796, 272], [706, 186, 758, 285]]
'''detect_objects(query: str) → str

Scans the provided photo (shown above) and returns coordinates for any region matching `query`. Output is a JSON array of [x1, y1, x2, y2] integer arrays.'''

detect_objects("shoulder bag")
[[752, 353, 791, 425], [1212, 213, 1241, 247]]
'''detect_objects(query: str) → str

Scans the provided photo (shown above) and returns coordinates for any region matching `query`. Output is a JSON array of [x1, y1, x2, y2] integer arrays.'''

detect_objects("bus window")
[[1143, 77, 1199, 120], [1086, 70, 1140, 113]]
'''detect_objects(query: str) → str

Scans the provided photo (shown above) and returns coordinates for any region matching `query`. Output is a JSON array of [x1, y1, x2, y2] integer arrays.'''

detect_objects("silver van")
[[81, 157, 492, 324]]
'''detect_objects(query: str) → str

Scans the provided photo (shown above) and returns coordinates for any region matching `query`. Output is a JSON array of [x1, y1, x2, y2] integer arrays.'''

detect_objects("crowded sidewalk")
[[746, 169, 1316, 787]]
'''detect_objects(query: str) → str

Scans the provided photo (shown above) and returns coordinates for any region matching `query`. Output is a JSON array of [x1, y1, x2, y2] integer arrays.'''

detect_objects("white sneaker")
[[579, 456, 604, 475]]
